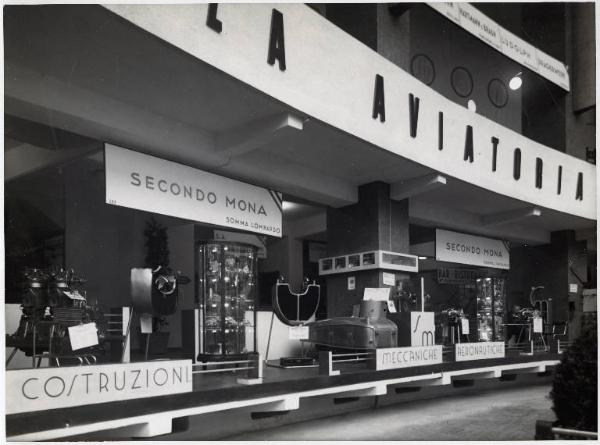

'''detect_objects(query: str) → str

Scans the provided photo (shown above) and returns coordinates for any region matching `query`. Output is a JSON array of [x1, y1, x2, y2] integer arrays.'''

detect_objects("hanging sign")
[[375, 345, 443, 370], [427, 3, 569, 90], [105, 145, 282, 237], [455, 342, 505, 361], [436, 229, 510, 270], [105, 5, 595, 220], [6, 360, 193, 415]]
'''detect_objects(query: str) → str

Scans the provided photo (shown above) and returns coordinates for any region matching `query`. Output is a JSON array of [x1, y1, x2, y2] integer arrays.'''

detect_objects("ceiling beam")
[[5, 63, 357, 208], [410, 200, 550, 245], [216, 113, 304, 158], [391, 173, 447, 201], [481, 207, 542, 227]]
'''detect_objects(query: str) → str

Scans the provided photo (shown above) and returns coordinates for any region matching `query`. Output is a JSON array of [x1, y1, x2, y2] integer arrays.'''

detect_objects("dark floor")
[[222, 383, 556, 441]]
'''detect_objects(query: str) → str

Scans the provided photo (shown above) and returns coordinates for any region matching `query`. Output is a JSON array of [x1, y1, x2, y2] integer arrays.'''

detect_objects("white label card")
[[569, 283, 578, 293], [363, 287, 390, 301], [289, 326, 309, 340], [533, 317, 543, 333], [382, 272, 396, 286], [348, 276, 356, 290], [387, 301, 397, 313], [68, 322, 99, 351], [461, 318, 470, 335]]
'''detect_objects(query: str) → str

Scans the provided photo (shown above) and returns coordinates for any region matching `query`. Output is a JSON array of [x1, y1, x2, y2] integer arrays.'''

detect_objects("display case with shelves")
[[476, 277, 506, 341], [318, 250, 418, 275], [197, 241, 257, 360]]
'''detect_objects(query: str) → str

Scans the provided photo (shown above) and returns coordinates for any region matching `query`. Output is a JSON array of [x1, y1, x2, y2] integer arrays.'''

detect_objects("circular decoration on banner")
[[410, 54, 436, 86], [450, 66, 474, 98], [488, 78, 509, 108]]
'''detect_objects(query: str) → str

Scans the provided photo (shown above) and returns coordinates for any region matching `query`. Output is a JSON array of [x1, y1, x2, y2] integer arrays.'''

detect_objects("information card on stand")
[[455, 342, 505, 361]]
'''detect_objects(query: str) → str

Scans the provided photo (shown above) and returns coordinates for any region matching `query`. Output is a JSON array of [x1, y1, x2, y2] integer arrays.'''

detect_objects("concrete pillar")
[[325, 182, 409, 317]]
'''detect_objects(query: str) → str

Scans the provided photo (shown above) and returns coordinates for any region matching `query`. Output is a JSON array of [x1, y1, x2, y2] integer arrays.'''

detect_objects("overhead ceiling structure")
[[4, 5, 595, 246]]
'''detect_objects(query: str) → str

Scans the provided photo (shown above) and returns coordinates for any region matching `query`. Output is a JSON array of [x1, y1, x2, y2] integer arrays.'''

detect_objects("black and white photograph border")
[[2, 0, 598, 442]]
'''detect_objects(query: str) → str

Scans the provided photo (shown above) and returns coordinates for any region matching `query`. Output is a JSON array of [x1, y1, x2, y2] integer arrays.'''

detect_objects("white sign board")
[[461, 318, 470, 335], [288, 326, 309, 340], [106, 5, 595, 221], [382, 272, 396, 286], [533, 317, 543, 333], [6, 360, 193, 414], [436, 229, 510, 270], [427, 3, 569, 90], [411, 312, 435, 346], [68, 323, 99, 351], [105, 145, 282, 237], [363, 288, 390, 301], [455, 342, 505, 361], [387, 300, 397, 313], [375, 345, 443, 370]]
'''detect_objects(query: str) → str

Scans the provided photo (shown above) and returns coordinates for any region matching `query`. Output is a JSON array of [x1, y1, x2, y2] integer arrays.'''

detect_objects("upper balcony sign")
[[428, 3, 570, 91], [105, 145, 283, 237], [104, 4, 596, 221]]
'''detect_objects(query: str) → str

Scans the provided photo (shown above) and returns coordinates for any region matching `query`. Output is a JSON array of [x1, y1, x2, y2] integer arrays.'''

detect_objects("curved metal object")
[[131, 268, 178, 316], [272, 281, 320, 326]]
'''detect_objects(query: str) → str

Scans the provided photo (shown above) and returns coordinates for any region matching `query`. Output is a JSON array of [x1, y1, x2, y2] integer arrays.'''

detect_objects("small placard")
[[382, 272, 395, 286], [375, 345, 443, 370], [348, 276, 356, 290], [461, 318, 470, 335], [387, 300, 397, 313], [289, 326, 309, 340], [63, 290, 86, 301], [363, 287, 390, 301], [140, 313, 153, 334], [68, 322, 99, 351], [533, 317, 543, 333], [455, 342, 505, 361], [569, 283, 578, 293]]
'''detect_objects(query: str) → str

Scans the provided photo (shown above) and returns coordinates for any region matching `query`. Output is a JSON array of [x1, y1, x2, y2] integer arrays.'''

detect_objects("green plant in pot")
[[550, 318, 597, 435]]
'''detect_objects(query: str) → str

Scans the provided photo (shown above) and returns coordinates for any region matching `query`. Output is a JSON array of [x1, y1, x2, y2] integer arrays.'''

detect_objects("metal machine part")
[[6, 267, 107, 364], [272, 278, 320, 326], [131, 266, 189, 316], [307, 300, 398, 350]]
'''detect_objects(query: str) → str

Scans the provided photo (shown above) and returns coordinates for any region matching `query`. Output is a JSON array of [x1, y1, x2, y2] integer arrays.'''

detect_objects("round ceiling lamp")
[[509, 72, 523, 90]]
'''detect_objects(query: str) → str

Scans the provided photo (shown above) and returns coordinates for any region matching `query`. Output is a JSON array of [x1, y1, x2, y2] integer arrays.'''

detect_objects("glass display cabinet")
[[476, 277, 506, 341], [197, 241, 257, 361]]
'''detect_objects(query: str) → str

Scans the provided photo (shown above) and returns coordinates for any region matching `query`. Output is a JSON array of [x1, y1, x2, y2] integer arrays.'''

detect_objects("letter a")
[[267, 9, 286, 71], [372, 74, 385, 122]]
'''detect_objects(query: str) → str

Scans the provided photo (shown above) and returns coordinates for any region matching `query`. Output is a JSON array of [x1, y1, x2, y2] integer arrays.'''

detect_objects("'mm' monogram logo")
[[421, 330, 434, 346]]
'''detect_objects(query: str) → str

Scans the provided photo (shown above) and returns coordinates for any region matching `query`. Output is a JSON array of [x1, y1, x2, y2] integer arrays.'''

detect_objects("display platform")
[[6, 352, 560, 441]]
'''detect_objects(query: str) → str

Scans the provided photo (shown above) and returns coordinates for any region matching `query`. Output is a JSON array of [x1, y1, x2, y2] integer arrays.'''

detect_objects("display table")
[[6, 353, 560, 441]]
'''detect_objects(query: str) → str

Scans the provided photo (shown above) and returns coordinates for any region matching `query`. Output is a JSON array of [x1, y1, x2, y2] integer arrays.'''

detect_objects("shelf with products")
[[476, 277, 506, 342], [318, 250, 418, 275], [197, 241, 257, 359]]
